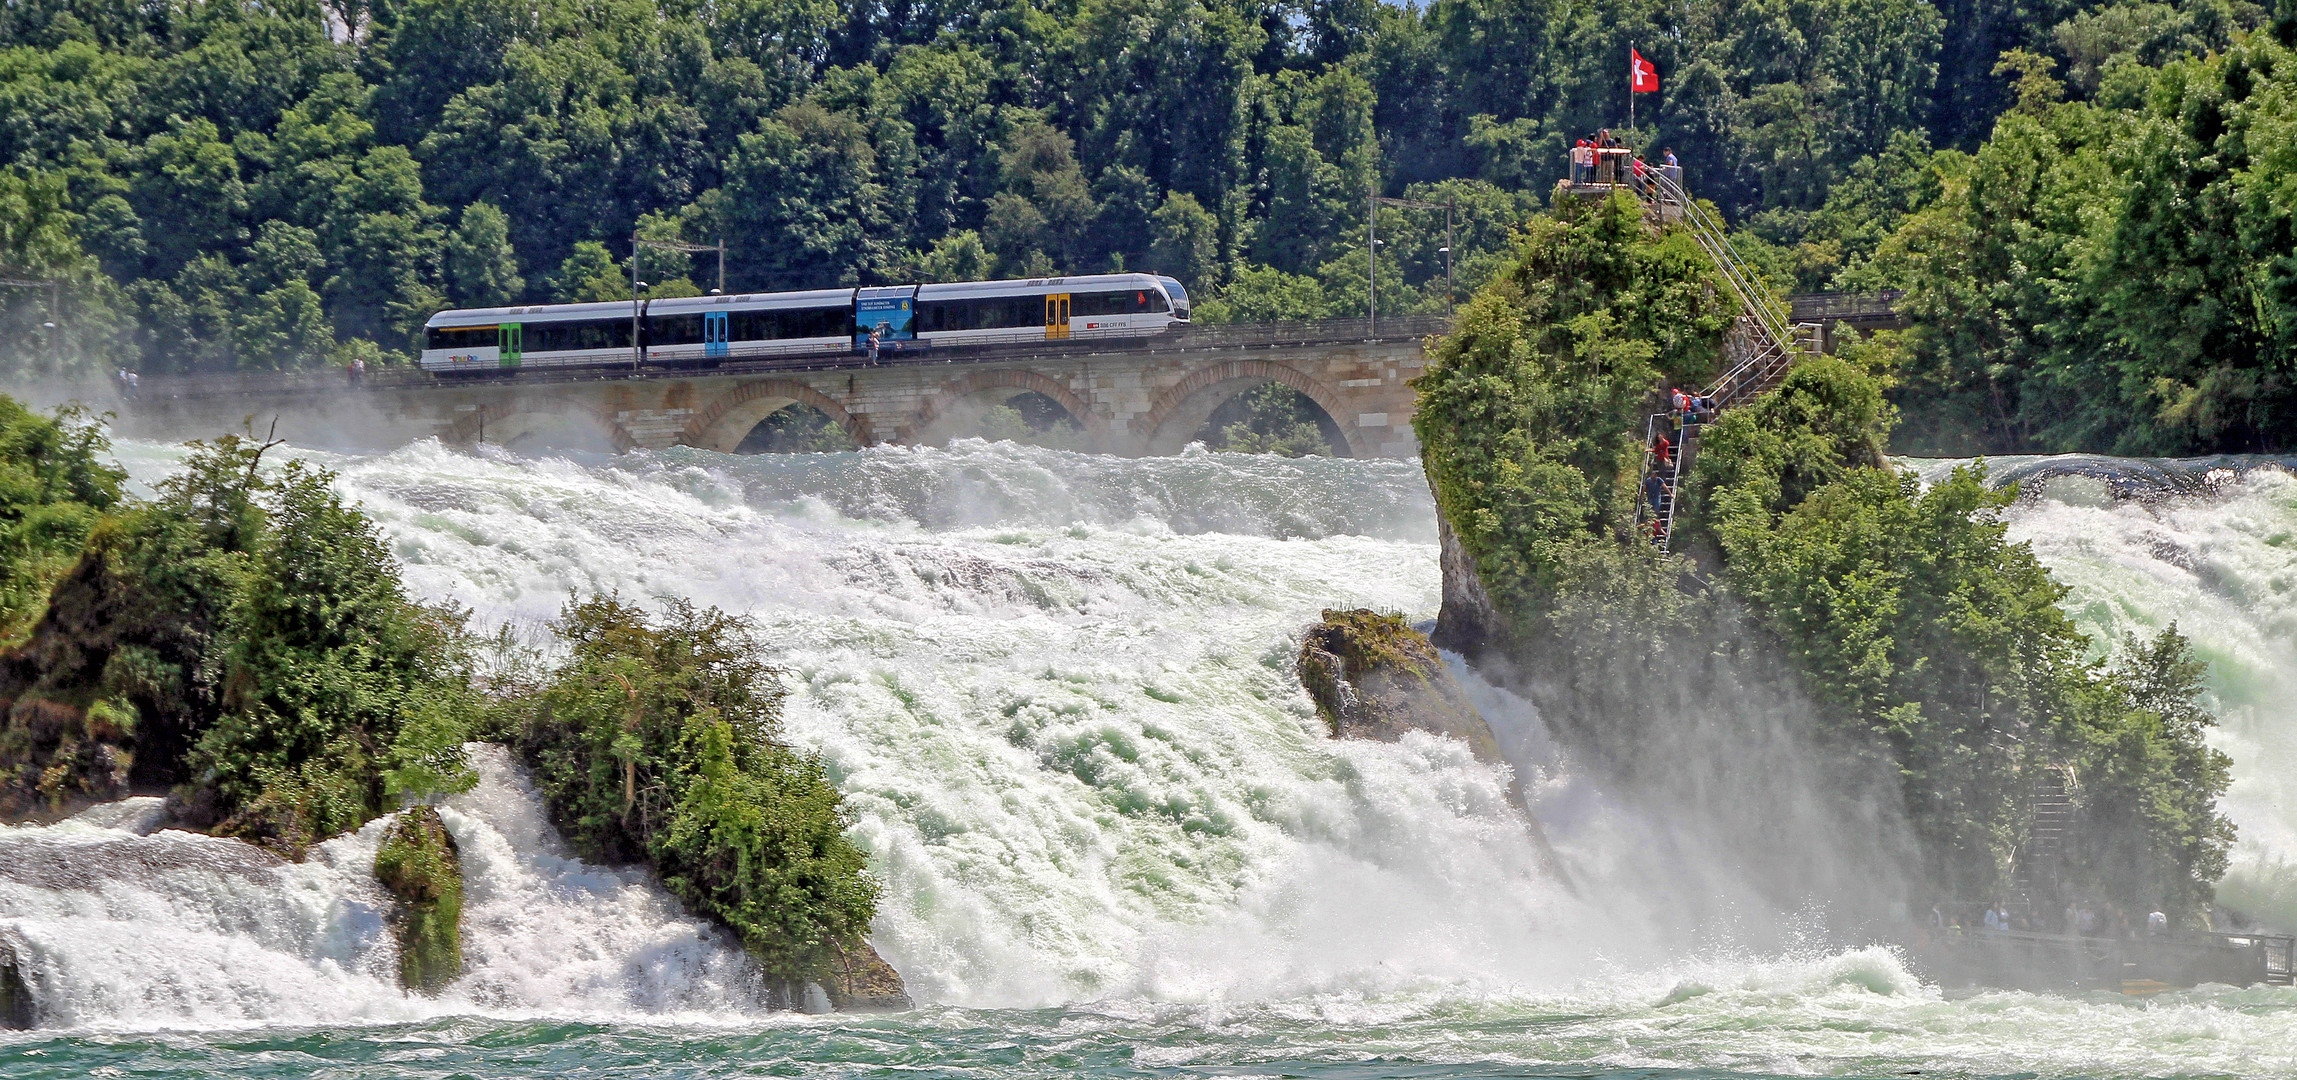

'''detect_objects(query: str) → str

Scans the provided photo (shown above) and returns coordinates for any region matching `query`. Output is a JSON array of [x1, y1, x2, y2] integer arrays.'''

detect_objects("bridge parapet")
[[97, 315, 1449, 459]]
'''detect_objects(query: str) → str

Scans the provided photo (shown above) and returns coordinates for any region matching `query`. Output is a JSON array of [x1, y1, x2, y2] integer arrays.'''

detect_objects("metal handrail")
[[1641, 170, 1793, 350]]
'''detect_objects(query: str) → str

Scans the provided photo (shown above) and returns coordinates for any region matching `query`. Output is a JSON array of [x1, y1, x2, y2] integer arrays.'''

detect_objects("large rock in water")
[[1299, 609, 1571, 886], [0, 938, 32, 1029], [824, 942, 913, 1011], [1299, 608, 1502, 761], [373, 806, 463, 995]]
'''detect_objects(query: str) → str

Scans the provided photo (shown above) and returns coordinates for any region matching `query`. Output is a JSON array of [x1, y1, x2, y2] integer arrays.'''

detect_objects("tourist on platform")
[[2148, 909, 2169, 935], [867, 324, 883, 365], [1663, 148, 1681, 186], [1572, 138, 1593, 184]]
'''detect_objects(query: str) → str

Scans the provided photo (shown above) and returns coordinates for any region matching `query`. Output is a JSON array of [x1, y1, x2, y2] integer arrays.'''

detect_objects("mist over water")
[[1912, 455, 2297, 927], [7, 440, 2297, 1077]]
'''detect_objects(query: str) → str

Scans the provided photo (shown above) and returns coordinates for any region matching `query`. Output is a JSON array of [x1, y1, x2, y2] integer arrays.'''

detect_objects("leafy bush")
[[503, 595, 878, 988], [0, 430, 478, 850], [0, 399, 123, 642]]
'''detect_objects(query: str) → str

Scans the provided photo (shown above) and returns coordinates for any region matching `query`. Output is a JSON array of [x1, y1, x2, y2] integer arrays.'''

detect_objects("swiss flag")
[[1631, 48, 1659, 94]]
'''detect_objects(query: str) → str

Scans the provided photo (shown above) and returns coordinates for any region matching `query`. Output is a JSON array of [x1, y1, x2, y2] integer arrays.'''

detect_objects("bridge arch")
[[445, 401, 638, 454], [1138, 359, 1362, 456], [900, 370, 1099, 446], [680, 379, 869, 452]]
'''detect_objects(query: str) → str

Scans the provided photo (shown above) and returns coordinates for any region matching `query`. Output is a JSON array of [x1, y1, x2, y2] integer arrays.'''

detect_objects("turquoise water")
[[6, 443, 2297, 1078]]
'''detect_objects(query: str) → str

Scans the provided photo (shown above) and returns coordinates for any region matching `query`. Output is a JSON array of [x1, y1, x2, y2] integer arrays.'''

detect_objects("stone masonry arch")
[[680, 378, 869, 452], [899, 369, 1099, 446], [1138, 358, 1364, 456], [444, 401, 639, 453]]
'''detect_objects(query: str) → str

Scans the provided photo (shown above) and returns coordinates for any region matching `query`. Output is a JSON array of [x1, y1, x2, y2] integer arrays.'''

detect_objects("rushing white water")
[[318, 439, 1622, 1006], [0, 745, 767, 1028], [10, 439, 2297, 1076]]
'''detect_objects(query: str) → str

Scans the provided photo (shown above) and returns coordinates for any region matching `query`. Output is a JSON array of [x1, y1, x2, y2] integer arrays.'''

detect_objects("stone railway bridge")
[[110, 315, 1449, 459]]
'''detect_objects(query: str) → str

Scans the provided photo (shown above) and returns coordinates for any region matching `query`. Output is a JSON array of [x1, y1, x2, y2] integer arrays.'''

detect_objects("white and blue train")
[[419, 273, 1191, 375]]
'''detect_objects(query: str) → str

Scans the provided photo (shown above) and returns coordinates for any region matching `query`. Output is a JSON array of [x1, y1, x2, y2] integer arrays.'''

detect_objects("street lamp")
[[630, 230, 730, 370], [1369, 193, 1459, 326]]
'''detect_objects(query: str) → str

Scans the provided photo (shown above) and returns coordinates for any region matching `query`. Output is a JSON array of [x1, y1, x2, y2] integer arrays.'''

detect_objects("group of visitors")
[[1640, 384, 1716, 541], [1568, 132, 1683, 192], [1967, 899, 2174, 938], [112, 367, 139, 398]]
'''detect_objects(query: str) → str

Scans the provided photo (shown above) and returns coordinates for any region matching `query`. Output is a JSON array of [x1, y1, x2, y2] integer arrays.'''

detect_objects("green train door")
[[499, 323, 523, 368]]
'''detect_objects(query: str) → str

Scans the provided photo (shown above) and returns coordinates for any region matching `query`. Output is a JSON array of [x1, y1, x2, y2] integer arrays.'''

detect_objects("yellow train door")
[[1045, 293, 1071, 340]]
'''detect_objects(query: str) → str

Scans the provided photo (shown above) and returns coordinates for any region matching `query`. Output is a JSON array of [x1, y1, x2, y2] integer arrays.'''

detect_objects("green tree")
[[0, 398, 122, 641], [445, 202, 523, 306], [505, 595, 880, 989]]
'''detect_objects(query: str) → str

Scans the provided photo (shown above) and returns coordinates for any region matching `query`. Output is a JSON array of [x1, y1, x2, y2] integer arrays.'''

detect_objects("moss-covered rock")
[[823, 942, 914, 1011], [1299, 609, 1501, 762], [373, 805, 463, 995]]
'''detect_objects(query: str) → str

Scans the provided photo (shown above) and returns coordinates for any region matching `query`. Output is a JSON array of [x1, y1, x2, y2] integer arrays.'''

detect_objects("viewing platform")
[[1905, 926, 2297, 994]]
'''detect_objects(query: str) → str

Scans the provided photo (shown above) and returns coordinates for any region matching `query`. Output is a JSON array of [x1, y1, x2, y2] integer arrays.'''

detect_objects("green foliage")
[[503, 595, 878, 986], [1417, 200, 2232, 916], [0, 398, 122, 641], [1200, 382, 1339, 456], [1861, 26, 2297, 454], [373, 804, 464, 995], [0, 429, 478, 850], [1412, 191, 1736, 634], [2, 0, 2209, 379], [1199, 264, 1331, 324], [735, 404, 856, 454], [1706, 456, 2233, 912]]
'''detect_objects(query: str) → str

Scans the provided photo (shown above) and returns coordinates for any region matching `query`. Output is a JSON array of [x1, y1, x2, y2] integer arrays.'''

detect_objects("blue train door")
[[704, 311, 728, 359]]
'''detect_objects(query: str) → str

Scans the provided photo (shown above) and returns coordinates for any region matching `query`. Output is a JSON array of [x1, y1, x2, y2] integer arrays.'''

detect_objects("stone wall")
[[99, 328, 1436, 458]]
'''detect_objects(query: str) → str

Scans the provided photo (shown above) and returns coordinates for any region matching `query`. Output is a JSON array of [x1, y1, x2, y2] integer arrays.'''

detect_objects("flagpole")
[[1629, 42, 1636, 136]]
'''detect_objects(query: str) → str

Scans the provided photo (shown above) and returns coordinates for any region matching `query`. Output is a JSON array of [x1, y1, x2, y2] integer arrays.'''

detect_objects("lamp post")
[[1370, 194, 1457, 323], [1, 276, 62, 373], [629, 231, 730, 370]]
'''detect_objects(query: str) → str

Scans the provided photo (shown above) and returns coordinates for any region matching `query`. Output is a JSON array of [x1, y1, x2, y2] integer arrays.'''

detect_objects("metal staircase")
[[1627, 168, 1815, 550], [2020, 768, 2076, 892]]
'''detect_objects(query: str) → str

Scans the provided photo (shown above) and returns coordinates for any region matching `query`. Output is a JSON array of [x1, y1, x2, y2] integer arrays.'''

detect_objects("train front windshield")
[[1158, 278, 1190, 319]]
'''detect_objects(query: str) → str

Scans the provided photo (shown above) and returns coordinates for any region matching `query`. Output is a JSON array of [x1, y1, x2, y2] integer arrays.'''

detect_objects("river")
[[3, 440, 2295, 1078]]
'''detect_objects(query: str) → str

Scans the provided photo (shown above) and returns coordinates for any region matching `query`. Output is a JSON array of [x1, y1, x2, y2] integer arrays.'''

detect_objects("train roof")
[[426, 300, 636, 326], [916, 273, 1167, 300], [647, 288, 856, 313], [426, 274, 1178, 327]]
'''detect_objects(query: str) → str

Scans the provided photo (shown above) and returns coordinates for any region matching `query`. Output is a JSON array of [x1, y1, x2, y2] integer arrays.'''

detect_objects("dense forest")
[[0, 0, 2290, 452]]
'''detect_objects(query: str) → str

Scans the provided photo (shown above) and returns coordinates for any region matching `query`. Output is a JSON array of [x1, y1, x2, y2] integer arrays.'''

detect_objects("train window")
[[918, 296, 1039, 331], [426, 325, 495, 351], [1071, 290, 1171, 316], [729, 307, 849, 341], [650, 313, 705, 345], [526, 318, 632, 352]]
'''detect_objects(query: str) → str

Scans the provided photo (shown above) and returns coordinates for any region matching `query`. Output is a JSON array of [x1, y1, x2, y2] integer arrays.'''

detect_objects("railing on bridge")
[[1790, 289, 1905, 324], [114, 313, 1455, 402]]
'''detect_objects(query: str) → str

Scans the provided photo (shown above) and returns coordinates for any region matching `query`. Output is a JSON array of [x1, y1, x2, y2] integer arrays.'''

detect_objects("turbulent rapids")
[[5, 440, 2297, 1076]]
